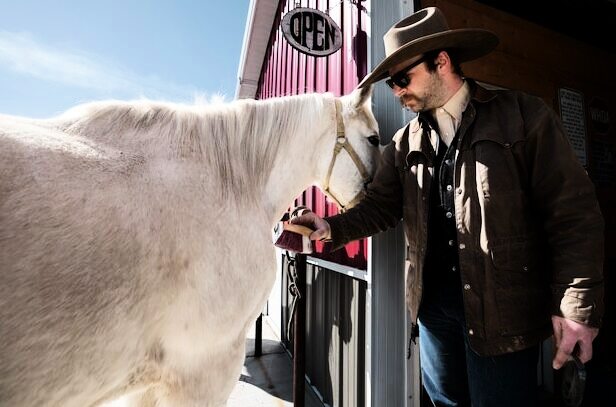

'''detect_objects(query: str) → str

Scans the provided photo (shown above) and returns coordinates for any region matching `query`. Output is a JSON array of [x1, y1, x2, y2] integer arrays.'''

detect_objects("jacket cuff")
[[551, 287, 603, 328], [324, 214, 349, 251]]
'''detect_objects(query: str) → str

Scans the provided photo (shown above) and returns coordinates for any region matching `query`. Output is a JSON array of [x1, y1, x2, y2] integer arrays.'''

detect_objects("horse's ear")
[[351, 84, 373, 109]]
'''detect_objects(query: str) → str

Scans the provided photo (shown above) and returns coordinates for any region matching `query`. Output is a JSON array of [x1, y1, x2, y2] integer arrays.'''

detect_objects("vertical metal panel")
[[367, 1, 418, 407], [256, 0, 369, 270], [282, 257, 367, 407], [260, 0, 374, 405]]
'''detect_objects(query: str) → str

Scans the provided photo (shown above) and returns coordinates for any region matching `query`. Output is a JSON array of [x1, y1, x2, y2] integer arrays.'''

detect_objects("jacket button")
[[456, 188, 463, 194], [468, 329, 474, 336], [448, 240, 454, 246], [523, 265, 528, 271], [446, 211, 453, 218], [464, 284, 471, 290], [459, 243, 466, 249], [504, 142, 511, 148]]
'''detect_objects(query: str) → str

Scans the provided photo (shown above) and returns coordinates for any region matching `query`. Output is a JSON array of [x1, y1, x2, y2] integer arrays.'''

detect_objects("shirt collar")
[[440, 80, 471, 123]]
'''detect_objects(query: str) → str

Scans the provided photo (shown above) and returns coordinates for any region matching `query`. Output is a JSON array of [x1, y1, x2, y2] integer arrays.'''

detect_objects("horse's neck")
[[262, 95, 336, 223], [52, 95, 337, 224]]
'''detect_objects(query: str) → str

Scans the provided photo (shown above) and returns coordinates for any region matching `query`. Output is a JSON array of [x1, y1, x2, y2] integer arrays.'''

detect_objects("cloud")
[[0, 31, 208, 102]]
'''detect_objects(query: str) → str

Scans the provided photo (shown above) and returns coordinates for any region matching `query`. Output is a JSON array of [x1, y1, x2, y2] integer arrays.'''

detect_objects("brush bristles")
[[272, 221, 313, 253]]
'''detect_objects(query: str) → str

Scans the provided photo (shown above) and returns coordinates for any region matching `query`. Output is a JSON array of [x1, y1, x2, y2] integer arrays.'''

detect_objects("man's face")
[[387, 57, 447, 113]]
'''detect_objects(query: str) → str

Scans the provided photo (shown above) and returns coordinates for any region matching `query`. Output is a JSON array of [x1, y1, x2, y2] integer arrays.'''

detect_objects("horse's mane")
[[53, 93, 334, 201]]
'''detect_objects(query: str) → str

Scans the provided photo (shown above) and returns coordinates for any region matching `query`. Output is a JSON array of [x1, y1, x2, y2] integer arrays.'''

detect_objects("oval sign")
[[281, 7, 343, 57]]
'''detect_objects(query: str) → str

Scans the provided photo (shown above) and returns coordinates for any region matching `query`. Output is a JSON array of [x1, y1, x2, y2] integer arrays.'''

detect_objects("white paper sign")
[[558, 88, 587, 165]]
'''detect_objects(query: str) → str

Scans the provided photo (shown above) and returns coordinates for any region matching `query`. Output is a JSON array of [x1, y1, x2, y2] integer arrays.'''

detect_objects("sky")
[[0, 0, 251, 118]]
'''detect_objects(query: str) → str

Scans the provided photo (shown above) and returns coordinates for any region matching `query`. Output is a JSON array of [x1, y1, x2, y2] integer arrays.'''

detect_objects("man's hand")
[[290, 209, 331, 241], [552, 315, 599, 369]]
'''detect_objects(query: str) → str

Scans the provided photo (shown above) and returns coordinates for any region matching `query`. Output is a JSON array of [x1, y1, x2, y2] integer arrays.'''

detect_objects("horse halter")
[[322, 99, 372, 212]]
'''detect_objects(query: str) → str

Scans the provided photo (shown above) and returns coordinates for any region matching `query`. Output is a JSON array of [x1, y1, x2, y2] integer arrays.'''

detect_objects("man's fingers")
[[290, 213, 314, 227], [551, 316, 600, 369], [290, 214, 308, 223], [291, 212, 331, 241], [552, 316, 563, 347], [310, 230, 327, 241], [553, 348, 570, 370], [553, 336, 576, 370], [576, 339, 593, 364]]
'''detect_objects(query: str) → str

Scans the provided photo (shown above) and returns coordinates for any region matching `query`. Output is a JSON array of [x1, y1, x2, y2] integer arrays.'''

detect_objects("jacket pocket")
[[490, 240, 535, 273], [473, 135, 527, 194], [490, 240, 549, 335]]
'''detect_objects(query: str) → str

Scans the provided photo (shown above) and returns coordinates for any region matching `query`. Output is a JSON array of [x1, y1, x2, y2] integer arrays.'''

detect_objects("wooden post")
[[292, 253, 306, 407], [254, 313, 262, 357]]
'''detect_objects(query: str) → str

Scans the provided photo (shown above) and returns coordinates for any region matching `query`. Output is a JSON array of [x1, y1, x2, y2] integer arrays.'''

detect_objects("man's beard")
[[398, 94, 422, 112], [398, 95, 415, 110], [398, 73, 443, 112]]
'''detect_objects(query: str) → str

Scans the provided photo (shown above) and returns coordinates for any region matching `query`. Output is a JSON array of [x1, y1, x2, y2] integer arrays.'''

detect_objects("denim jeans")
[[418, 293, 539, 407]]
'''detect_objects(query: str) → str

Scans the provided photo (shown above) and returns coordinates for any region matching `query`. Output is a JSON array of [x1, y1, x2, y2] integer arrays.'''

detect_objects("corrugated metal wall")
[[366, 1, 417, 406], [257, 0, 369, 270], [259, 2, 371, 404], [258, 0, 367, 97], [281, 256, 366, 406]]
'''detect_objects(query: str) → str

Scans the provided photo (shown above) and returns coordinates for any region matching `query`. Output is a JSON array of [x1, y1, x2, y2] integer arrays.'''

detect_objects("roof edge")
[[235, 0, 280, 99]]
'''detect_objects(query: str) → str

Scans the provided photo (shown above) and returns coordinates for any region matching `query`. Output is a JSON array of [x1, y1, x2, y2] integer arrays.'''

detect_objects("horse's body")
[[0, 88, 378, 406]]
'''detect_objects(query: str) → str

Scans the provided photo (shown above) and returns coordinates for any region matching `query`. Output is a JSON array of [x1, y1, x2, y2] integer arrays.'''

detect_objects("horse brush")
[[273, 222, 314, 254]]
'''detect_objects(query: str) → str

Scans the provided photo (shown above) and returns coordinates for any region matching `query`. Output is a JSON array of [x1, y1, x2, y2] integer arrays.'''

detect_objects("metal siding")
[[257, 0, 369, 270], [281, 258, 367, 406], [368, 1, 419, 406], [260, 1, 373, 405]]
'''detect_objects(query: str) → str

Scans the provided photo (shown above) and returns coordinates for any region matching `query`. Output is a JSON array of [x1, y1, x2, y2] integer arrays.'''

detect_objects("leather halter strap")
[[322, 99, 372, 212]]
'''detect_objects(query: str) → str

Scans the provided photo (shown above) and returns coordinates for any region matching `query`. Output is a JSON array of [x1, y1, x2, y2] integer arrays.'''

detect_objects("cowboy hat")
[[358, 7, 498, 88]]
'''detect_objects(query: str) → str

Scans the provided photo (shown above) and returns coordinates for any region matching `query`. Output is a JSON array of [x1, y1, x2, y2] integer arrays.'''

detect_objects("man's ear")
[[351, 84, 373, 109]]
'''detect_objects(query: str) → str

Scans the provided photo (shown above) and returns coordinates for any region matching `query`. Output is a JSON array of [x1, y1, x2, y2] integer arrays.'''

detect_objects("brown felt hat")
[[358, 7, 498, 88]]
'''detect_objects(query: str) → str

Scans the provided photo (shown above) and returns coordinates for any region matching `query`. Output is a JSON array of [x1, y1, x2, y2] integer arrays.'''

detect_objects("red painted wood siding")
[[257, 0, 369, 270]]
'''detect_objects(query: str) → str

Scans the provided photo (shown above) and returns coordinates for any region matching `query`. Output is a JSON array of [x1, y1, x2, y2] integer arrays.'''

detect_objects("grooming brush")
[[272, 206, 314, 253]]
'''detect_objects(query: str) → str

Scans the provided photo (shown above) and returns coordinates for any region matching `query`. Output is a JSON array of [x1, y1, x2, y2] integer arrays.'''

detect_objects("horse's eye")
[[368, 134, 380, 147]]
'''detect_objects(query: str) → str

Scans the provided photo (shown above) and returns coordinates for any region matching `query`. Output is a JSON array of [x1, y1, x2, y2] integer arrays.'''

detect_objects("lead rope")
[[282, 206, 311, 339], [285, 251, 301, 340]]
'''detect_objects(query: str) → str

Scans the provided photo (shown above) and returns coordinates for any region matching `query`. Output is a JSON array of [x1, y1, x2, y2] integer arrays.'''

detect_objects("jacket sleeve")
[[325, 140, 404, 250], [522, 94, 605, 327]]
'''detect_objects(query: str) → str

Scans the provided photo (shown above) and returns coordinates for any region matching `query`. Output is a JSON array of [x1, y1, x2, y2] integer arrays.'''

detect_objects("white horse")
[[0, 86, 379, 407]]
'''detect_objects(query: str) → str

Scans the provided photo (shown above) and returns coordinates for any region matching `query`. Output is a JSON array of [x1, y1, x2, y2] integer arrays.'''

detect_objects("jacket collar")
[[395, 79, 497, 167], [400, 113, 438, 166], [467, 78, 497, 104]]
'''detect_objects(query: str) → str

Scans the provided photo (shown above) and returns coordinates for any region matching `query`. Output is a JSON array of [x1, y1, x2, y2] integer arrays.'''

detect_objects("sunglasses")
[[385, 56, 429, 89]]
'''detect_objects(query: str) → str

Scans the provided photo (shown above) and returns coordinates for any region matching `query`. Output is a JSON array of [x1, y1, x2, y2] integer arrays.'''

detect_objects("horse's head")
[[317, 85, 381, 211]]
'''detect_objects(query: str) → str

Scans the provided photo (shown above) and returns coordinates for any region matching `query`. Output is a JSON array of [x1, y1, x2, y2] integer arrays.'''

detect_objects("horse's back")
[[0, 121, 156, 405], [0, 117, 276, 406]]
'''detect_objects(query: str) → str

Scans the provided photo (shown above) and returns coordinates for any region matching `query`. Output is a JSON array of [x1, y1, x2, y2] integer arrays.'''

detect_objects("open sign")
[[281, 7, 343, 57]]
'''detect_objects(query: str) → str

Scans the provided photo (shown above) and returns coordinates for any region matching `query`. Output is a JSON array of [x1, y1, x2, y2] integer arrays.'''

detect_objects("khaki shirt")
[[432, 79, 470, 147]]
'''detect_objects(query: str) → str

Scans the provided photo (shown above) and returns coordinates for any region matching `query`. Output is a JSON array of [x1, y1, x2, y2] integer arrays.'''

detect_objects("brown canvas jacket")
[[326, 80, 604, 356]]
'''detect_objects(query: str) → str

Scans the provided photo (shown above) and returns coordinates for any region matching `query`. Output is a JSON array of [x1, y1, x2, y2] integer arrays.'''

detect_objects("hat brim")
[[358, 28, 498, 88]]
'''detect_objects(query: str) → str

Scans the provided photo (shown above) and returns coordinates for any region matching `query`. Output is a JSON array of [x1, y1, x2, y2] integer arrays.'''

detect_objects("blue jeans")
[[418, 294, 539, 407]]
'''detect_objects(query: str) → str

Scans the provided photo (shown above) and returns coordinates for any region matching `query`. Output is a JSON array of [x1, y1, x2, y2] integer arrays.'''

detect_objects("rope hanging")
[[285, 251, 302, 340]]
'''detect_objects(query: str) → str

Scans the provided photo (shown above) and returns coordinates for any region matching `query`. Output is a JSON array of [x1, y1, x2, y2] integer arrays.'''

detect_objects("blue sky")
[[0, 0, 251, 118]]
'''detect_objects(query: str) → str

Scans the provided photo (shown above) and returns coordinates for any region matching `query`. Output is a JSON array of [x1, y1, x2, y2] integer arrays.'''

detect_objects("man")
[[293, 7, 604, 406]]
